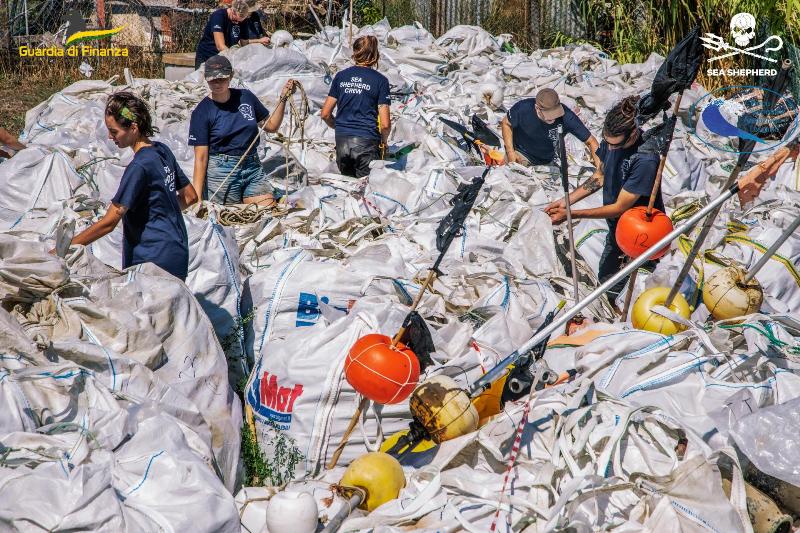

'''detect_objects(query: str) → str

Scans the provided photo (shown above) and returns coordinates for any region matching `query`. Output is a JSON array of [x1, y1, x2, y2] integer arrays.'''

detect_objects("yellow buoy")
[[702, 266, 763, 321], [409, 375, 479, 444], [379, 429, 437, 455], [340, 452, 405, 511], [472, 371, 508, 427], [632, 287, 691, 335]]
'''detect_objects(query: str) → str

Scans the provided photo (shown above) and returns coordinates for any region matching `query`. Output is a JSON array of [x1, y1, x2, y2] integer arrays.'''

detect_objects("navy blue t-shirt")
[[195, 9, 264, 65], [597, 132, 664, 232], [507, 98, 591, 165], [188, 88, 269, 156], [328, 66, 391, 141], [111, 142, 191, 280]]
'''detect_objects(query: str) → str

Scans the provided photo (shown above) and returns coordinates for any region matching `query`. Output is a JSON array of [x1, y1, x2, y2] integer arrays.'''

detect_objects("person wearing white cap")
[[502, 87, 601, 173], [194, 0, 270, 69], [189, 55, 296, 206]]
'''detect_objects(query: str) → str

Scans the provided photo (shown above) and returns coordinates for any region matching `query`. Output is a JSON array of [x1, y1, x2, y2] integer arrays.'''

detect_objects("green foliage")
[[241, 419, 304, 487], [383, 0, 417, 28], [354, 0, 384, 26], [220, 307, 256, 368]]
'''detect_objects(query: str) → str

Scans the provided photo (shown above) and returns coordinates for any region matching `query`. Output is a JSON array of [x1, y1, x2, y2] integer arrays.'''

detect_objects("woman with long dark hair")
[[69, 92, 198, 281], [320, 35, 391, 178], [545, 95, 663, 302]]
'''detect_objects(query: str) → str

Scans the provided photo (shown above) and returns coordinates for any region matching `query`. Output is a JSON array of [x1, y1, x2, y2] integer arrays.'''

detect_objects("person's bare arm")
[[320, 96, 337, 129], [545, 160, 604, 213], [192, 146, 209, 200], [177, 183, 198, 210], [264, 80, 297, 132], [738, 144, 797, 204], [585, 135, 602, 171], [501, 115, 517, 163], [213, 32, 227, 53], [549, 188, 639, 225], [71, 203, 126, 246], [378, 104, 391, 145], [241, 36, 270, 46], [0, 127, 25, 151]]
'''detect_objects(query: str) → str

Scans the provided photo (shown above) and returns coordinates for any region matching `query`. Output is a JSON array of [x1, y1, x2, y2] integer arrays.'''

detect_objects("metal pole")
[[348, 0, 353, 47], [23, 0, 28, 38], [743, 214, 800, 283], [468, 183, 740, 397], [321, 491, 364, 533], [558, 125, 580, 303]]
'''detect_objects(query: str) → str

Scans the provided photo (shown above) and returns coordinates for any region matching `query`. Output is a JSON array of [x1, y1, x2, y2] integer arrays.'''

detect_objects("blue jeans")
[[205, 153, 273, 205]]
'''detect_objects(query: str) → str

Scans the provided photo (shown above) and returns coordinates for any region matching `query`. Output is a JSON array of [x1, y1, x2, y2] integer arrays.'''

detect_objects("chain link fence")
[[1, 0, 222, 53], [1, 0, 595, 55]]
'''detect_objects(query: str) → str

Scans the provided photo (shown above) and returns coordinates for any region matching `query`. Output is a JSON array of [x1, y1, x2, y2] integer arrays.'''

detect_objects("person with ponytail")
[[320, 35, 391, 178], [69, 92, 198, 281], [545, 95, 663, 302]]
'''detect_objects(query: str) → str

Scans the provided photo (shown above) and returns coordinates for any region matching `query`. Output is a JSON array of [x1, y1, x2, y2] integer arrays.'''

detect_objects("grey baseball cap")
[[204, 55, 233, 81]]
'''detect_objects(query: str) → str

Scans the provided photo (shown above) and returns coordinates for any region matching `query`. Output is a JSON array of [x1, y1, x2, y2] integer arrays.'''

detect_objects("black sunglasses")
[[604, 128, 635, 148]]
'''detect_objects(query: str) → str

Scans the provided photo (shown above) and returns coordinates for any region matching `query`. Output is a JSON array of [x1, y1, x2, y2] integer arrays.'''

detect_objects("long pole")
[[321, 491, 364, 532], [348, 0, 353, 47], [743, 214, 800, 283], [468, 183, 741, 397], [558, 125, 580, 303], [664, 59, 792, 307]]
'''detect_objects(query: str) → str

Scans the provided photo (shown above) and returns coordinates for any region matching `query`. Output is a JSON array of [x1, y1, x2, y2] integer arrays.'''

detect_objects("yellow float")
[[471, 371, 508, 426], [632, 287, 691, 335], [702, 265, 763, 321], [340, 452, 405, 511], [409, 375, 479, 443]]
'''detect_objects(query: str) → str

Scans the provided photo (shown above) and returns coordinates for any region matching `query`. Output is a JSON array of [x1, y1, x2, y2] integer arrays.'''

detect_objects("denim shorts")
[[205, 153, 273, 205]]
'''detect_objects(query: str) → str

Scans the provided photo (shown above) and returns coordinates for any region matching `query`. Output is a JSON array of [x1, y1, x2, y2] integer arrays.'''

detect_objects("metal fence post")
[[97, 0, 106, 29]]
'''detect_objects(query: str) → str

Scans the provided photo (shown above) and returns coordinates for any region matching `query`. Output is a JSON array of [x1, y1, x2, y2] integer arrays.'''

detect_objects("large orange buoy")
[[615, 207, 674, 259], [345, 334, 420, 404]]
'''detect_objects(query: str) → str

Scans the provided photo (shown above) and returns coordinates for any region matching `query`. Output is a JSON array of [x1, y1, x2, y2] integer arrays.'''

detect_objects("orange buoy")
[[345, 334, 420, 404], [615, 207, 673, 259]]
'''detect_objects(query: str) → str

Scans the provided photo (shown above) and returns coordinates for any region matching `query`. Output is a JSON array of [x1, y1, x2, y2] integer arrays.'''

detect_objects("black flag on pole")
[[638, 26, 704, 120]]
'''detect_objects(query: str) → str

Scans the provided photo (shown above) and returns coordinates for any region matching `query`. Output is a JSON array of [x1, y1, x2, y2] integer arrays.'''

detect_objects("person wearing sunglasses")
[[545, 95, 663, 304], [501, 88, 601, 172]]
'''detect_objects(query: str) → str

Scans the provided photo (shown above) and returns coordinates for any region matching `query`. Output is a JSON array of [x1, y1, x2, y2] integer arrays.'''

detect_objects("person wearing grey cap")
[[194, 0, 269, 69], [502, 88, 601, 172], [189, 55, 296, 207]]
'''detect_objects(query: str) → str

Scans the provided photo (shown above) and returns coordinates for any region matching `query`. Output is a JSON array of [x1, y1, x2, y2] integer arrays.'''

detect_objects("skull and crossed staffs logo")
[[701, 12, 783, 63]]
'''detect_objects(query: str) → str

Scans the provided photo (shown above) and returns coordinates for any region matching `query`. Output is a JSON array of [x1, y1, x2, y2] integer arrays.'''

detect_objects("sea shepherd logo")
[[247, 371, 304, 430], [702, 12, 783, 77]]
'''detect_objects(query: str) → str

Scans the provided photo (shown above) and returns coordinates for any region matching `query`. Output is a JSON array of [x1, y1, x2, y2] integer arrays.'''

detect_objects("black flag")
[[398, 311, 435, 371], [638, 26, 704, 120], [638, 115, 678, 156], [435, 174, 485, 255]]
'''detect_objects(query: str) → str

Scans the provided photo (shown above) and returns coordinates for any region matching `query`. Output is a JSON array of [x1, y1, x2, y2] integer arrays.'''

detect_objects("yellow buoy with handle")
[[409, 375, 479, 444], [702, 265, 763, 321], [340, 452, 405, 511], [632, 286, 691, 335]]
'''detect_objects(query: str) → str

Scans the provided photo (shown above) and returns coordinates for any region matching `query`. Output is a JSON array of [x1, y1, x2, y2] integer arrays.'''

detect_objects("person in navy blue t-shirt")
[[189, 54, 296, 206], [502, 88, 601, 170], [545, 95, 663, 303], [321, 35, 391, 178], [69, 92, 198, 281], [194, 0, 269, 68]]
